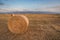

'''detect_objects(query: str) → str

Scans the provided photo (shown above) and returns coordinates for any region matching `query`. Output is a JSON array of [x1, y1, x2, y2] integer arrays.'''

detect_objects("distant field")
[[0, 14, 60, 40]]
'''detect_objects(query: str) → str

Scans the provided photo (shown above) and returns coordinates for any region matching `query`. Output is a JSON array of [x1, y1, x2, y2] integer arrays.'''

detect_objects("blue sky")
[[0, 0, 60, 12]]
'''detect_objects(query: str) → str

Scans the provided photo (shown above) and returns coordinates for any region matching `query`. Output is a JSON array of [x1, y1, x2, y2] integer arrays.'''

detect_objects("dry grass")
[[0, 14, 60, 40]]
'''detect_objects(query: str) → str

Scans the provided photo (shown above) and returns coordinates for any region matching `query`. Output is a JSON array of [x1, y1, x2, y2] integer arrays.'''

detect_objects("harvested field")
[[0, 14, 60, 40]]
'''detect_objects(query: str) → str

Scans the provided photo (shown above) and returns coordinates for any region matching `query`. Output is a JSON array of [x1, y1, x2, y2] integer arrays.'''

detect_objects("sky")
[[0, 0, 60, 13]]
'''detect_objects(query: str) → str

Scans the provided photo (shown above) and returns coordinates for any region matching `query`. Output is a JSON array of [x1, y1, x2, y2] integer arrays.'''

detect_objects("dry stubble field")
[[0, 14, 60, 40]]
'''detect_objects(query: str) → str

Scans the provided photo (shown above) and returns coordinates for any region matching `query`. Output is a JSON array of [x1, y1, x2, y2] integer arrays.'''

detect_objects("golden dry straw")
[[8, 15, 29, 34]]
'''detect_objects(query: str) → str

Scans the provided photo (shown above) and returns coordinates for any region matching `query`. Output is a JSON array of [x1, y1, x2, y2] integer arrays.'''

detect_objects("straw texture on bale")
[[8, 15, 29, 34]]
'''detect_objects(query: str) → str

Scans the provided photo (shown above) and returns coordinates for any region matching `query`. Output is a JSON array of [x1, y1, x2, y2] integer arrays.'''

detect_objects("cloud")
[[0, 6, 60, 13], [36, 6, 60, 12], [0, 8, 25, 12], [0, 3, 4, 6], [0, 8, 41, 12]]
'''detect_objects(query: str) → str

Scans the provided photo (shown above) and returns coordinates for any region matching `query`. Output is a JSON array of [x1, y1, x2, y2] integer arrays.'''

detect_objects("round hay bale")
[[8, 15, 29, 34]]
